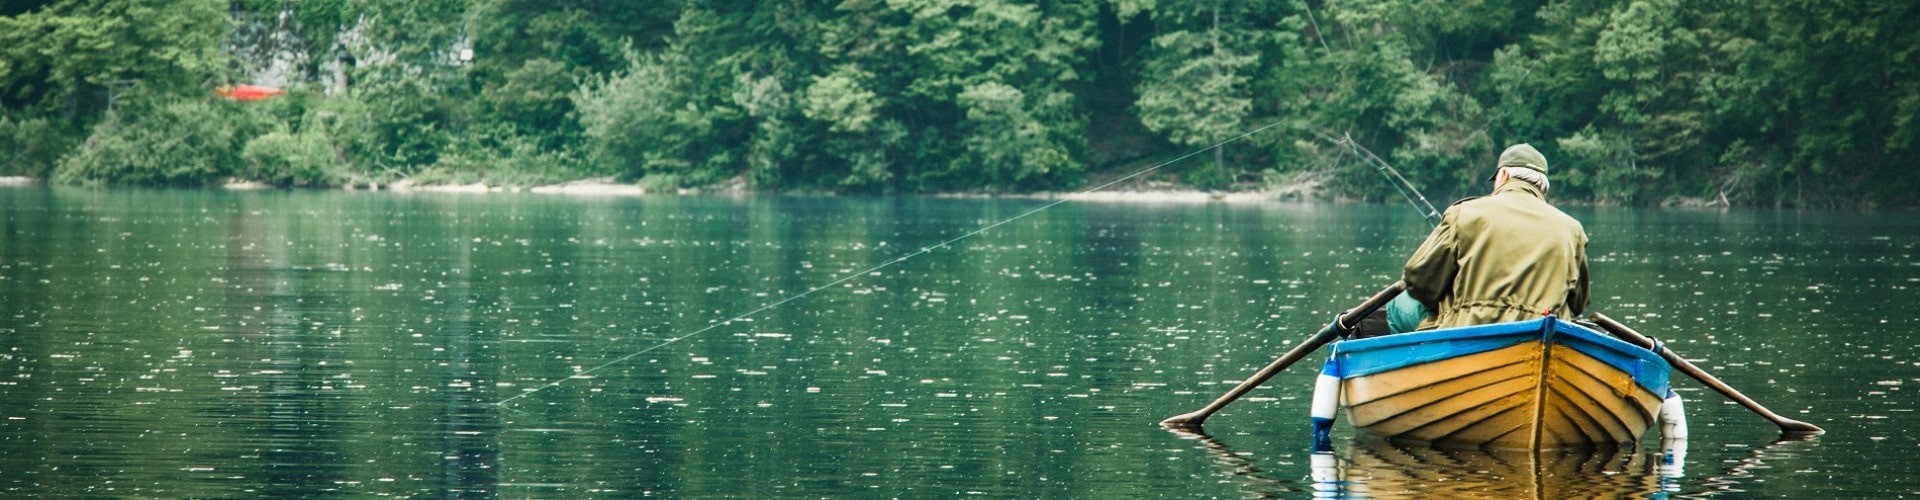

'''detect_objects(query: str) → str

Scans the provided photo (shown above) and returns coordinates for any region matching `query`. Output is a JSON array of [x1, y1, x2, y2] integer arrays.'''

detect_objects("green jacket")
[[1402, 180, 1589, 330]]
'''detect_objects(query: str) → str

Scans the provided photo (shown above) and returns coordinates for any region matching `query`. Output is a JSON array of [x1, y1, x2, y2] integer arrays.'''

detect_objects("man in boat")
[[1384, 143, 1589, 333]]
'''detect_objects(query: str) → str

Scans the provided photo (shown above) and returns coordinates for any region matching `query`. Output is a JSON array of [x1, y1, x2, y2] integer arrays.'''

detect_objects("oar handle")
[[1162, 281, 1406, 429], [1591, 312, 1825, 436]]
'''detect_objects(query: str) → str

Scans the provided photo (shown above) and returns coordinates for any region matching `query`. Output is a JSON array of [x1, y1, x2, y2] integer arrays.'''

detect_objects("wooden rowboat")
[[1310, 316, 1678, 450]]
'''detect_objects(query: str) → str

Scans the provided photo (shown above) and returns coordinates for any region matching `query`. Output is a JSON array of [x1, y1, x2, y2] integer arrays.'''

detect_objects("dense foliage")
[[1, 0, 1914, 205]]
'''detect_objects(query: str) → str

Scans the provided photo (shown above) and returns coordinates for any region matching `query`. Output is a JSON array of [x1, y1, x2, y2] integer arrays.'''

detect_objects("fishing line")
[[1319, 132, 1440, 225], [495, 120, 1292, 406]]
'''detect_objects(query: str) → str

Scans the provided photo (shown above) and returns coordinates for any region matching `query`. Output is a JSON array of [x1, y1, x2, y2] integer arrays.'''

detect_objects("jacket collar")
[[1493, 179, 1546, 200]]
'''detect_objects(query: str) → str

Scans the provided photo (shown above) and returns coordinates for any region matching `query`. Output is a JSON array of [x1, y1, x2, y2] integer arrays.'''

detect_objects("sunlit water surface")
[[1, 188, 1915, 497]]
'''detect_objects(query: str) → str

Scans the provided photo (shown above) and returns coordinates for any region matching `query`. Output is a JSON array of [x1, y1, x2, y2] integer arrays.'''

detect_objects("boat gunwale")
[[1331, 317, 1671, 395]]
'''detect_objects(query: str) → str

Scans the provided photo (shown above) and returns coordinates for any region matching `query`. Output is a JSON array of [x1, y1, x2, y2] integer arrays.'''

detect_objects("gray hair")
[[1504, 166, 1549, 192]]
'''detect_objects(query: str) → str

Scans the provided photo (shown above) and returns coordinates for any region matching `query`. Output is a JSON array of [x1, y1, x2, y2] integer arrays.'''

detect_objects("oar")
[[1590, 312, 1825, 436], [1161, 281, 1406, 429]]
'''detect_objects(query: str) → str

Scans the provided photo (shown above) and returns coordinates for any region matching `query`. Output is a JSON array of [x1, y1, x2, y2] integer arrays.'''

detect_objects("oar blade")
[[1160, 411, 1209, 429], [1159, 282, 1405, 429], [1775, 418, 1825, 436], [1590, 312, 1824, 438]]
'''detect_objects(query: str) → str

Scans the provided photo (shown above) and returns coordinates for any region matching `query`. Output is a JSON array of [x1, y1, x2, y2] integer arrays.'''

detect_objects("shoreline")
[[8, 175, 1911, 210], [948, 188, 1286, 204], [0, 174, 1304, 204], [283, 173, 1313, 204]]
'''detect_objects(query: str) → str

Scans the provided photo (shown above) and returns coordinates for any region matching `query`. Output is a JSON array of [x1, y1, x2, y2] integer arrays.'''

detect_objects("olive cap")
[[1490, 143, 1548, 181]]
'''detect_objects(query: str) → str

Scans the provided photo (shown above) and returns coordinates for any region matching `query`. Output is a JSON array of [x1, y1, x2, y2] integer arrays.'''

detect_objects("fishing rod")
[[496, 120, 1292, 406], [1319, 131, 1440, 226]]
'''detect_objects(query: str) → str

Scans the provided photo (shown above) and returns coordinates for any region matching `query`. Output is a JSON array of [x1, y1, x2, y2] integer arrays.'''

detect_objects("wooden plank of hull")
[[1340, 333, 1665, 449], [1539, 345, 1663, 448], [1344, 343, 1544, 448], [1341, 346, 1540, 404]]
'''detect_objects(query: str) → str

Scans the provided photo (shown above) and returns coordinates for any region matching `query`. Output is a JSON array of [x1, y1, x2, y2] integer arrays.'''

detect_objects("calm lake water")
[[1, 187, 1915, 497]]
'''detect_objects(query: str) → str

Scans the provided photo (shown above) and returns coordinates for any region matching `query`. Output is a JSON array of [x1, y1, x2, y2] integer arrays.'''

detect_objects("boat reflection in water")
[[1308, 436, 1687, 498]]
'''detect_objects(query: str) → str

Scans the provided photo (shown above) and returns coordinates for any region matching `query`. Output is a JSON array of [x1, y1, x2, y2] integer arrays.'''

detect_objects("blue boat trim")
[[1556, 328, 1672, 394], [1332, 317, 1669, 394], [1332, 319, 1548, 378], [1311, 417, 1336, 452]]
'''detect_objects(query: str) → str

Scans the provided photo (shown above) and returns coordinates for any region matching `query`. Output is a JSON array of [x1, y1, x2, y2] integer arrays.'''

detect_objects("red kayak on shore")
[[215, 84, 285, 102]]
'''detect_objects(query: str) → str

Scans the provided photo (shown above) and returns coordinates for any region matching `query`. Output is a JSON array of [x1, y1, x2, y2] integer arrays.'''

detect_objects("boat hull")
[[1327, 317, 1671, 449]]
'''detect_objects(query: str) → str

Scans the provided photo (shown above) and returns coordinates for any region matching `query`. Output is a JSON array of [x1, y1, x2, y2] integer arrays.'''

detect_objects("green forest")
[[1, 0, 1915, 206]]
